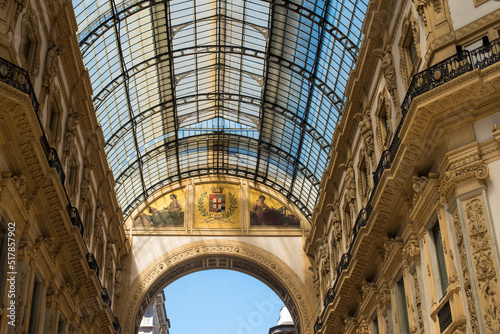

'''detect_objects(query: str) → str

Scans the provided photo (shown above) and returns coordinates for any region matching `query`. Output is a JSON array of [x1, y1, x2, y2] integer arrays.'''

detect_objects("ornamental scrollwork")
[[439, 163, 489, 205]]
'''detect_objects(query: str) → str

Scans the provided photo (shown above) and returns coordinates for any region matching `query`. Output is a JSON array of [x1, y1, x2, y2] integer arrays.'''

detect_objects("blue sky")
[[163, 270, 285, 334]]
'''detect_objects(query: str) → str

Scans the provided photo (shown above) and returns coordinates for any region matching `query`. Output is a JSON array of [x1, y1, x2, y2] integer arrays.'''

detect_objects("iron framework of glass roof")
[[73, 0, 367, 219]]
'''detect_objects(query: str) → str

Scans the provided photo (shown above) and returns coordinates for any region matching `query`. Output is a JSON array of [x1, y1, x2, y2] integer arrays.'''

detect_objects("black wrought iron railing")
[[314, 37, 500, 332], [0, 58, 40, 114], [1, 55, 123, 334], [67, 205, 85, 238], [322, 288, 335, 310], [437, 301, 452, 333], [86, 253, 100, 276], [314, 317, 323, 333], [0, 58, 89, 242], [101, 288, 112, 307], [113, 316, 121, 333], [268, 324, 296, 334]]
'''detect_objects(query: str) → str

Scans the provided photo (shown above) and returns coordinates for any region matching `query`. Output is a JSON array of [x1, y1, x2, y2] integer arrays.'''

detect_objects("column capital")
[[439, 163, 488, 205]]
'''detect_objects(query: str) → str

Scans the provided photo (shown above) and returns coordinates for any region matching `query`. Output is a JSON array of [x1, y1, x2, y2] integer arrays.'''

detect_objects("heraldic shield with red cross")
[[209, 194, 225, 212]]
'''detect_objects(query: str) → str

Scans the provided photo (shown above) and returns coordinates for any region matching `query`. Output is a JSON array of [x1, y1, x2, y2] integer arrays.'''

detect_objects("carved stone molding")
[[343, 316, 358, 334], [492, 124, 500, 144], [473, 0, 489, 7], [399, 12, 421, 89], [403, 238, 420, 267], [361, 281, 377, 301], [20, 4, 41, 77], [374, 48, 398, 105], [42, 44, 63, 102], [382, 237, 404, 275], [452, 212, 479, 333], [412, 0, 428, 26], [411, 270, 424, 332], [439, 164, 488, 205], [461, 196, 500, 333], [412, 175, 429, 210], [47, 85, 63, 145], [375, 91, 393, 153], [11, 174, 27, 205], [119, 240, 314, 334]]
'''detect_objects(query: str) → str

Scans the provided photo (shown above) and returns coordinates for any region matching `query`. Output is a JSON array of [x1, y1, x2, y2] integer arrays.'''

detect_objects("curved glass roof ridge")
[[72, 0, 368, 219]]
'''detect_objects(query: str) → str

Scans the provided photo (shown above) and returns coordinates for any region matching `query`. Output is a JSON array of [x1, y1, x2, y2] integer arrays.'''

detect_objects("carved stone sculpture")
[[374, 48, 397, 103]]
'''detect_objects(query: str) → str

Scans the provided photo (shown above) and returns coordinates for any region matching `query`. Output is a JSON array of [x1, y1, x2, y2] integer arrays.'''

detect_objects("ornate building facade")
[[0, 0, 499, 334], [137, 292, 170, 334]]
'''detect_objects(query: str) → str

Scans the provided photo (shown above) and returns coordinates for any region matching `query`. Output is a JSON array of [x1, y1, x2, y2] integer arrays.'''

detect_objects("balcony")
[[315, 36, 500, 332]]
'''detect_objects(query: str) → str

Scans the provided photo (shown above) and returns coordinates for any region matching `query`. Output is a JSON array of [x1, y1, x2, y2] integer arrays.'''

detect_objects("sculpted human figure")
[[356, 111, 375, 165], [63, 110, 83, 160], [374, 48, 397, 102], [344, 164, 356, 208], [318, 241, 331, 291], [43, 45, 62, 98], [412, 0, 429, 25], [80, 162, 91, 205]]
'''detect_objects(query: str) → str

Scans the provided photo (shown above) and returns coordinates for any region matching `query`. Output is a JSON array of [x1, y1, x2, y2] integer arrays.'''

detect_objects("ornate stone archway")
[[119, 240, 315, 334]]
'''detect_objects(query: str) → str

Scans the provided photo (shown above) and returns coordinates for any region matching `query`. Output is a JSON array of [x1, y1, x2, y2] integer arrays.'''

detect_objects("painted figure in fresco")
[[165, 194, 182, 212], [252, 196, 270, 216], [141, 194, 184, 226], [250, 195, 300, 226]]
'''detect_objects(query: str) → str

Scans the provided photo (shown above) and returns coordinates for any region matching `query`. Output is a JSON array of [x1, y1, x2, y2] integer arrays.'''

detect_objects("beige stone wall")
[[0, 0, 129, 333], [1, 1, 500, 334], [309, 0, 500, 333]]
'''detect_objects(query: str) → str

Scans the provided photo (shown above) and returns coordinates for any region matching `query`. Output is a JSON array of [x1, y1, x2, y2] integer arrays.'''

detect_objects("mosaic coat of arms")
[[197, 186, 238, 225]]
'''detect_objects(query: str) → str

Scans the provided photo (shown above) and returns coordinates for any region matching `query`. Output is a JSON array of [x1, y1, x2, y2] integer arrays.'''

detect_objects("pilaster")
[[440, 145, 500, 333]]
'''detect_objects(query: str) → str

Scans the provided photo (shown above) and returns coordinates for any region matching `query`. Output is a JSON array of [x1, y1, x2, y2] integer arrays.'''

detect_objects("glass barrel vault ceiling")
[[73, 0, 368, 219]]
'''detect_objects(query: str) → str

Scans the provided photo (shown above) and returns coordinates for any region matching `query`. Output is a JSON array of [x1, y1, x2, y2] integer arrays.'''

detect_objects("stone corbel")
[[46, 285, 60, 306], [11, 174, 27, 205], [18, 241, 36, 266], [412, 175, 429, 210], [382, 237, 405, 275], [383, 236, 403, 262], [412, 0, 429, 27], [439, 163, 488, 206], [343, 316, 358, 334], [403, 238, 420, 269], [361, 281, 378, 302], [376, 277, 392, 310]]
